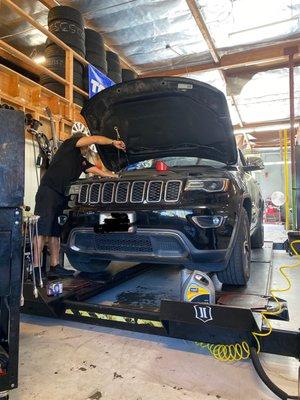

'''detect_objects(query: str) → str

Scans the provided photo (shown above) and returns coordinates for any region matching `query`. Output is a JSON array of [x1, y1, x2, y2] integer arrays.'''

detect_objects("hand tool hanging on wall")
[[45, 106, 60, 154], [21, 214, 44, 301], [25, 113, 53, 169]]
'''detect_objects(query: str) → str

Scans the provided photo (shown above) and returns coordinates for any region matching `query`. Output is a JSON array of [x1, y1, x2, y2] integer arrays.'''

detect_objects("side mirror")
[[243, 164, 264, 172], [243, 155, 264, 172]]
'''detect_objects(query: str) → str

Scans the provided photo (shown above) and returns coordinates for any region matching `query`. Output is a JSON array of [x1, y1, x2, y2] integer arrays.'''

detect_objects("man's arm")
[[76, 135, 125, 150], [85, 165, 118, 178]]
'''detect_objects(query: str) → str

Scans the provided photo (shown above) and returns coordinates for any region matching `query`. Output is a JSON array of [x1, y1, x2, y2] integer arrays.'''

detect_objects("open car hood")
[[81, 77, 237, 171]]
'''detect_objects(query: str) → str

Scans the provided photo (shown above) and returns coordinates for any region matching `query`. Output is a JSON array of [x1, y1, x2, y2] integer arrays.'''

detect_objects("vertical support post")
[[288, 52, 296, 229], [295, 129, 300, 230], [65, 49, 73, 113], [283, 129, 290, 230], [279, 130, 283, 161]]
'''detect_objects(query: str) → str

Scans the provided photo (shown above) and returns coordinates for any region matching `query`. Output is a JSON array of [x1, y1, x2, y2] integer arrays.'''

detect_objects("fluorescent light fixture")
[[264, 161, 291, 166], [235, 123, 299, 134], [33, 55, 46, 64]]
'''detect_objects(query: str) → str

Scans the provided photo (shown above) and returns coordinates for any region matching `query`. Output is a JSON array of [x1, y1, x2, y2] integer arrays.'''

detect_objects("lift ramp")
[[22, 242, 300, 359]]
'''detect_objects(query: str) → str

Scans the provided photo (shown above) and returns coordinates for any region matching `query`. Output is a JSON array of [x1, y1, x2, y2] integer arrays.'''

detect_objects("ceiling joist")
[[186, 0, 244, 130], [141, 38, 300, 77]]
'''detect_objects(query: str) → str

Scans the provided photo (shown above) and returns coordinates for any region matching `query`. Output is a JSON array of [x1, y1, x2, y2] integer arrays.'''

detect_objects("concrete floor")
[[11, 251, 299, 400]]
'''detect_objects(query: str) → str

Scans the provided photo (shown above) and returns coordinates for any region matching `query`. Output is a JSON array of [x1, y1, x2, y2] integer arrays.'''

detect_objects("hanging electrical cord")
[[31, 136, 40, 186], [196, 240, 300, 399]]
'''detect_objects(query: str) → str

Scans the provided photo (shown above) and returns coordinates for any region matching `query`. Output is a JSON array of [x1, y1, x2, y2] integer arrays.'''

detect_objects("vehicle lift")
[[20, 243, 299, 399], [0, 111, 299, 399], [20, 245, 298, 359]]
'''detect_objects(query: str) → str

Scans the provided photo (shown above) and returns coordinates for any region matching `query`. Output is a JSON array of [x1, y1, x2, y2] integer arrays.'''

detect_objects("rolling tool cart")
[[0, 109, 24, 399]]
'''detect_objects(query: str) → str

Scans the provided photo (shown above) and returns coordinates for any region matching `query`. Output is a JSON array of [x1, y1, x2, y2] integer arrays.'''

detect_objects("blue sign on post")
[[88, 64, 115, 98]]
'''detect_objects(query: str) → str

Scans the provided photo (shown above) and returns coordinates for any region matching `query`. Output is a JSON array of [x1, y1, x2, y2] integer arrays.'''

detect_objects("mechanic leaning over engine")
[[33, 133, 126, 277]]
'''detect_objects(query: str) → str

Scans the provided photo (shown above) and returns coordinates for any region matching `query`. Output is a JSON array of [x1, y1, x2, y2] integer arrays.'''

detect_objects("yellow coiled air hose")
[[196, 240, 300, 362]]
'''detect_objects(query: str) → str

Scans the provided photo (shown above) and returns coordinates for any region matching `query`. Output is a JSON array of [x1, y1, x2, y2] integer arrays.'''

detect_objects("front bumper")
[[63, 229, 227, 270]]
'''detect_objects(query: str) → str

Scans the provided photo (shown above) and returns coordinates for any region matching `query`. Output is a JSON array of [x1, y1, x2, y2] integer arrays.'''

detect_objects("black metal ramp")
[[21, 245, 300, 359], [84, 245, 273, 309]]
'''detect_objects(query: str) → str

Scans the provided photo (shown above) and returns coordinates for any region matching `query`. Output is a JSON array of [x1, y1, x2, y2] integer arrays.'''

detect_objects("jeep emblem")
[[194, 305, 213, 323]]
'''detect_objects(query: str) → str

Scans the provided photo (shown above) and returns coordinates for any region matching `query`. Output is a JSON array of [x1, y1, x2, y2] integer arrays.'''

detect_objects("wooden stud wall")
[[0, 64, 86, 141]]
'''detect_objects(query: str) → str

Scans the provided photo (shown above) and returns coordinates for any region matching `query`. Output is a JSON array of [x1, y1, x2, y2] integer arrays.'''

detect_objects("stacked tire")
[[106, 51, 122, 84], [122, 68, 137, 82], [84, 29, 107, 91], [41, 6, 85, 107]]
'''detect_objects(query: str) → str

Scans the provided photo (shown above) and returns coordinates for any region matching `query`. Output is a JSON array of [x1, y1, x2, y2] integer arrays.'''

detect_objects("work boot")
[[48, 264, 74, 278]]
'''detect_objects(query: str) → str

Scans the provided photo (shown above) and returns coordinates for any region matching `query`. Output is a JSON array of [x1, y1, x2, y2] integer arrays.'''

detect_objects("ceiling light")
[[234, 123, 299, 134], [33, 55, 46, 64], [264, 161, 291, 166]]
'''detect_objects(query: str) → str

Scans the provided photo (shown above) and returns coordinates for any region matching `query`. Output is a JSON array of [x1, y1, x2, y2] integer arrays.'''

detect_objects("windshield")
[[124, 157, 225, 171]]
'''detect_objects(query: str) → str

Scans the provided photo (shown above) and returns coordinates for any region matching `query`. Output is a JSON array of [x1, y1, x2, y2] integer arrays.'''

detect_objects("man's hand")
[[104, 171, 119, 178], [86, 166, 119, 178], [112, 140, 126, 151]]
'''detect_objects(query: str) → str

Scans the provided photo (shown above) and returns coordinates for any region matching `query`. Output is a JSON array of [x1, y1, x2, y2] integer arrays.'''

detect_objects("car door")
[[239, 150, 261, 232]]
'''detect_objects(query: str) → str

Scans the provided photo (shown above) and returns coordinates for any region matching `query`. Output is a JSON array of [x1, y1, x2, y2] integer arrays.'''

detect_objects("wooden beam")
[[234, 118, 300, 131], [141, 38, 300, 77], [65, 49, 73, 106], [186, 0, 219, 63], [0, 48, 38, 77], [0, 39, 67, 85], [226, 56, 300, 77], [39, 0, 60, 7], [185, 0, 244, 128]]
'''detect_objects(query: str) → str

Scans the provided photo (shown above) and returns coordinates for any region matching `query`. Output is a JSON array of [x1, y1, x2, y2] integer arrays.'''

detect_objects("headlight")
[[68, 184, 81, 195], [185, 179, 229, 192]]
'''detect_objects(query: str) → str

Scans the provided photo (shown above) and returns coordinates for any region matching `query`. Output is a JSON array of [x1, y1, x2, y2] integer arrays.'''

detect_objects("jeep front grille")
[[78, 184, 89, 203], [77, 180, 182, 205], [165, 180, 182, 202], [101, 182, 115, 203], [147, 181, 163, 203], [115, 182, 130, 203], [130, 181, 146, 203], [89, 183, 101, 204]]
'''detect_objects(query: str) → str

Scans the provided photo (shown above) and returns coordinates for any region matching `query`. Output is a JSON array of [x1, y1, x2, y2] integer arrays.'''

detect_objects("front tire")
[[217, 208, 251, 286], [251, 207, 264, 249]]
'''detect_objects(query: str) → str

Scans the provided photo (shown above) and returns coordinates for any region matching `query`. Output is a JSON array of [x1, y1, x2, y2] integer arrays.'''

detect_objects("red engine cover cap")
[[155, 160, 169, 171]]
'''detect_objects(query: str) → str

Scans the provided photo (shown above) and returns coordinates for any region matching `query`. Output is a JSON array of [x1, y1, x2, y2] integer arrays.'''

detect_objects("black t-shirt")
[[40, 135, 94, 195]]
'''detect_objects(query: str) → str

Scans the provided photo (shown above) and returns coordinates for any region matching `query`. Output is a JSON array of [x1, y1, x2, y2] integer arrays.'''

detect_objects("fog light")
[[58, 215, 68, 226], [191, 215, 224, 228], [213, 216, 222, 226]]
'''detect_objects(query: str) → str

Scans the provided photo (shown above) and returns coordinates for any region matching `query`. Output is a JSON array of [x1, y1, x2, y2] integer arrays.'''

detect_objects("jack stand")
[[181, 269, 216, 303]]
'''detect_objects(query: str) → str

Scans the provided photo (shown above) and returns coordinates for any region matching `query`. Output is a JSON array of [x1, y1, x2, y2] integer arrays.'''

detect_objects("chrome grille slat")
[[78, 179, 182, 205], [101, 182, 115, 203], [89, 183, 101, 204], [147, 181, 163, 203], [130, 181, 146, 203], [78, 184, 89, 203], [115, 182, 130, 203], [165, 180, 182, 202]]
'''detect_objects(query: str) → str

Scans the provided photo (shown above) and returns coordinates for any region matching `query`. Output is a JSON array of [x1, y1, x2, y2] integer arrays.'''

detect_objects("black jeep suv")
[[61, 77, 264, 286]]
